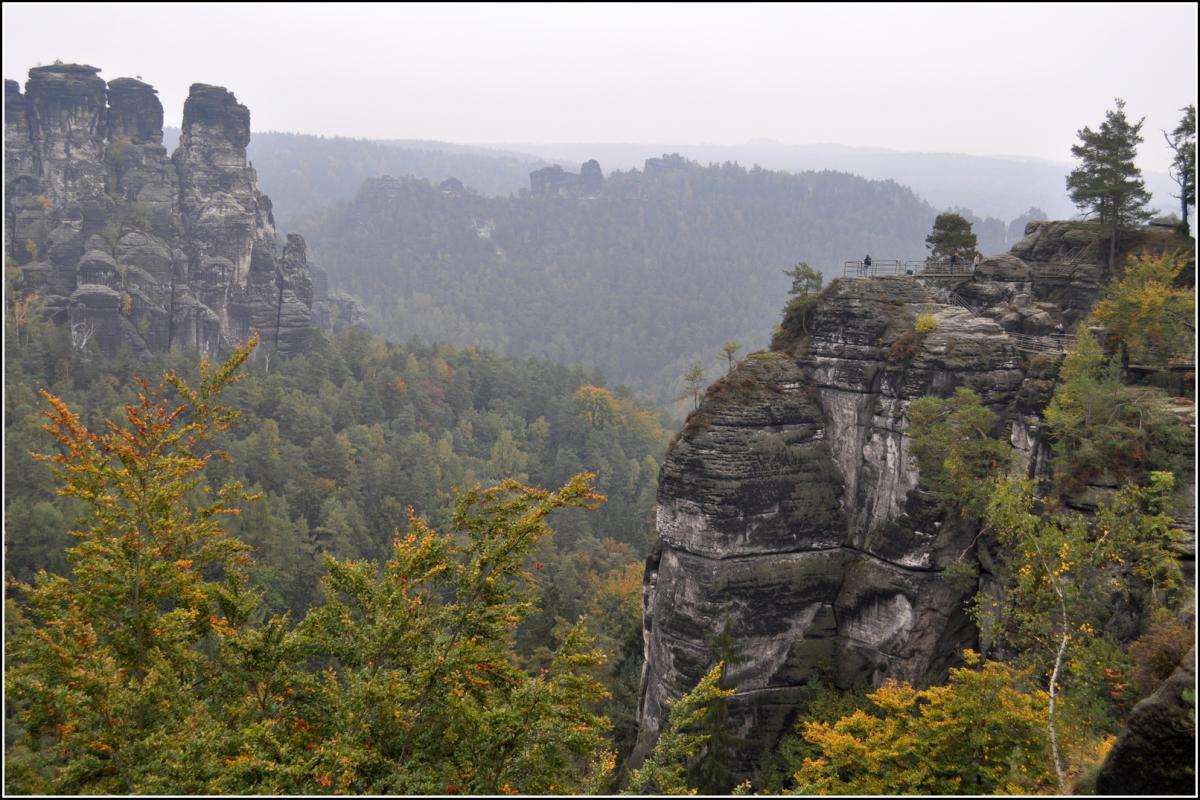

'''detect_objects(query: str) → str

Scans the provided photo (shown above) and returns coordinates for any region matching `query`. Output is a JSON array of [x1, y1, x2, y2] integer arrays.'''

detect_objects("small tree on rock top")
[[925, 212, 979, 263]]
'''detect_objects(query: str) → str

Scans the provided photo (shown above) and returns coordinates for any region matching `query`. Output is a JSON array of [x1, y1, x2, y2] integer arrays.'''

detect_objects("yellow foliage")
[[1092, 249, 1194, 362], [791, 655, 1074, 795]]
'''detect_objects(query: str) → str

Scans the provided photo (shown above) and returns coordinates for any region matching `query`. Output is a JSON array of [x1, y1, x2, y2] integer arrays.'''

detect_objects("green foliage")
[[942, 559, 979, 592], [914, 312, 938, 334], [290, 474, 615, 794], [718, 341, 742, 373], [5, 325, 668, 786], [688, 618, 748, 795], [907, 388, 1011, 519], [790, 653, 1060, 794], [976, 473, 1185, 780], [1066, 99, 1154, 263], [5, 339, 260, 794], [765, 678, 870, 792], [925, 212, 979, 262], [681, 362, 706, 411], [626, 663, 733, 795], [782, 261, 823, 298], [4, 335, 645, 793], [6, 327, 668, 613], [1091, 249, 1195, 365], [1043, 328, 1191, 492]]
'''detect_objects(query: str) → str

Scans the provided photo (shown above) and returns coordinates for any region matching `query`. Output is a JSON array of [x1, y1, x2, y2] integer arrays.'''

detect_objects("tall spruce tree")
[[1163, 104, 1196, 233], [1066, 99, 1153, 267]]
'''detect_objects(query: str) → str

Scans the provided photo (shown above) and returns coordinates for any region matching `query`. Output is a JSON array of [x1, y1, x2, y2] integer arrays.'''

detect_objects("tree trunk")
[[1108, 218, 1118, 270], [1183, 177, 1190, 233]]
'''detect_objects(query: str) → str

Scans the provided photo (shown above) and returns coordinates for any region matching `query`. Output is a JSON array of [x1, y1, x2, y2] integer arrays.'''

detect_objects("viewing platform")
[[842, 259, 974, 278], [1009, 332, 1077, 354], [842, 251, 1095, 280]]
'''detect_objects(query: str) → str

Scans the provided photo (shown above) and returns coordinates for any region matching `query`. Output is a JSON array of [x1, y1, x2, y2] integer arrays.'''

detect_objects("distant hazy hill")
[[296, 156, 939, 403], [164, 128, 559, 227], [490, 141, 1178, 223]]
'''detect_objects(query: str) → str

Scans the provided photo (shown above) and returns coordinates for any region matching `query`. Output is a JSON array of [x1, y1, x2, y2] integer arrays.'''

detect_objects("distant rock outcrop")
[[438, 176, 465, 195], [529, 160, 603, 197], [5, 63, 326, 358]]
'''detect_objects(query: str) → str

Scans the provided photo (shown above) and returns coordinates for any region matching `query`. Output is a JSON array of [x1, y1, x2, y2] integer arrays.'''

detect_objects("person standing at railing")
[[972, 253, 982, 272], [862, 254, 872, 276], [1054, 321, 1065, 352]]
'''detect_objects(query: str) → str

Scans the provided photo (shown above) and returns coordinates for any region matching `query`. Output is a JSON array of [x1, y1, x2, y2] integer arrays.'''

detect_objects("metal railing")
[[843, 242, 1103, 281], [1009, 332, 1077, 354], [842, 259, 977, 278]]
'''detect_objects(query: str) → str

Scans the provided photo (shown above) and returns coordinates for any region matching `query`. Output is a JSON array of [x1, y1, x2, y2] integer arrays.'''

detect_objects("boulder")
[[1096, 648, 1196, 795]]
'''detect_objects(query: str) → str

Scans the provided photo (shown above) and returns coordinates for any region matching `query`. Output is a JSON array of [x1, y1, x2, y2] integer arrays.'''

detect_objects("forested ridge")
[[161, 128, 556, 228], [297, 156, 940, 403]]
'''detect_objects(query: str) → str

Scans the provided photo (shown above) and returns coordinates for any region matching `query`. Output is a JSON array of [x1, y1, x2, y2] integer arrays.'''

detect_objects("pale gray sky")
[[3, 2, 1197, 174]]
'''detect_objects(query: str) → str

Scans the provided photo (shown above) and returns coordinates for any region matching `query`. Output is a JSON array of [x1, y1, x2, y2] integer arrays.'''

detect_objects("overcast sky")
[[4, 3, 1197, 174]]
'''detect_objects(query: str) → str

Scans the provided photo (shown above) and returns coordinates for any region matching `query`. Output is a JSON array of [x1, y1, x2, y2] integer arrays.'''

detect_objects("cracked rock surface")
[[5, 64, 347, 358], [633, 277, 1033, 774]]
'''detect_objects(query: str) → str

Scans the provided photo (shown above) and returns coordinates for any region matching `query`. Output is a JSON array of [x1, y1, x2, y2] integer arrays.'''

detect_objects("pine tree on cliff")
[[1163, 104, 1196, 234], [924, 212, 979, 263], [1066, 98, 1153, 267]]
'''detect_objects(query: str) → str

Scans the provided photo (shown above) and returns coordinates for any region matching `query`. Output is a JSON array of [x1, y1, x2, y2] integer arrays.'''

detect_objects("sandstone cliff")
[[632, 223, 1126, 775], [5, 63, 324, 358]]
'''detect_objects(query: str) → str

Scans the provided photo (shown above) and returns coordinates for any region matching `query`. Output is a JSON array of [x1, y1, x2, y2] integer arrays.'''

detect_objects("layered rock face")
[[634, 276, 1032, 774], [5, 64, 319, 358]]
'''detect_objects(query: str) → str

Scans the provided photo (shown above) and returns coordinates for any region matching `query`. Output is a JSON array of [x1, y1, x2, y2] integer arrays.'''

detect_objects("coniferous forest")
[[296, 158, 940, 403]]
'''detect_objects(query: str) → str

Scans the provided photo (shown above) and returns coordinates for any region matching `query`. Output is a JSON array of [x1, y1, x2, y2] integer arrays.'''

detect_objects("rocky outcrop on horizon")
[[5, 63, 326, 359], [631, 222, 1139, 776], [529, 160, 604, 198]]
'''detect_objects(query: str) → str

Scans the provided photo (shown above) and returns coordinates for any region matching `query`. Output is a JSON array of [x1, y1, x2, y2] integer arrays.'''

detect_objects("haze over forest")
[[2, 3, 1197, 797]]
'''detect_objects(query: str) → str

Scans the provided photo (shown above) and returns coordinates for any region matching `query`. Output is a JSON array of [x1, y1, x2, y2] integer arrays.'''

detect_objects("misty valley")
[[3, 17, 1197, 798]]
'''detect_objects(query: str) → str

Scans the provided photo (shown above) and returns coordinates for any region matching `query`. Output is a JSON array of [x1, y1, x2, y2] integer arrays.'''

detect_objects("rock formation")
[[1096, 648, 1196, 795], [632, 223, 1132, 775], [438, 176, 465, 195], [5, 63, 322, 358], [529, 160, 603, 198]]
